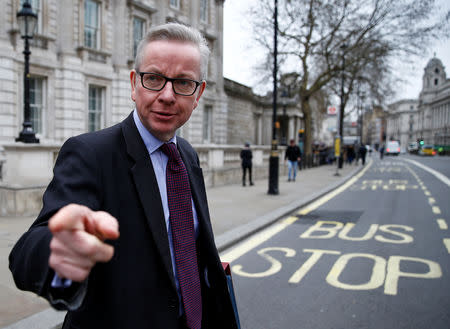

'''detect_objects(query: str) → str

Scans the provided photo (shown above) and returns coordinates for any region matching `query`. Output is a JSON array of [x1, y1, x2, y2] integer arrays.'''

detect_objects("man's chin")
[[148, 125, 177, 142]]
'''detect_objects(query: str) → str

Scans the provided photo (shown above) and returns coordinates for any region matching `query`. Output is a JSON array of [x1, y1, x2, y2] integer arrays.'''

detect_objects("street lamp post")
[[359, 91, 366, 144], [268, 0, 279, 195], [337, 43, 347, 169], [16, 1, 39, 144]]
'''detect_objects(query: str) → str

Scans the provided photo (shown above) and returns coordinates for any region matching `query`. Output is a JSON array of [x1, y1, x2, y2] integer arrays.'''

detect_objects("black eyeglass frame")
[[137, 71, 202, 96]]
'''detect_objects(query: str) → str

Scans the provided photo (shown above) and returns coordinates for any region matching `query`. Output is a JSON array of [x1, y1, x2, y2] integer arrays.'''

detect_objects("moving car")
[[385, 141, 400, 156], [408, 142, 419, 154], [419, 144, 436, 156]]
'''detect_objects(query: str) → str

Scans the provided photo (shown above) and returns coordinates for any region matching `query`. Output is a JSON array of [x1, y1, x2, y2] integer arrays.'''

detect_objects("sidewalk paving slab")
[[0, 162, 363, 329]]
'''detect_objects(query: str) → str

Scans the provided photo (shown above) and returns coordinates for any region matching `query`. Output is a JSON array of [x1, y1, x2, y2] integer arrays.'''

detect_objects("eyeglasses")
[[137, 72, 202, 96]]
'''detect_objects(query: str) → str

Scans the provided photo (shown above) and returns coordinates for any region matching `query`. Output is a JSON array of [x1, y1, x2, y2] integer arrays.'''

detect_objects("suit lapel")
[[121, 113, 176, 290]]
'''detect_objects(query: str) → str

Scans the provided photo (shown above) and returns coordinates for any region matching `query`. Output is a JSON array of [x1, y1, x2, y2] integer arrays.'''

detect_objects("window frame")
[[132, 16, 145, 58], [28, 75, 46, 135], [200, 0, 208, 23], [202, 105, 213, 142], [88, 85, 104, 132], [84, 0, 101, 49], [169, 0, 180, 10]]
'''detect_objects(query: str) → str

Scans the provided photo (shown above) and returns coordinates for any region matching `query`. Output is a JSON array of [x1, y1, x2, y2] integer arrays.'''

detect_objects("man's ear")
[[193, 81, 206, 110], [130, 70, 137, 102]]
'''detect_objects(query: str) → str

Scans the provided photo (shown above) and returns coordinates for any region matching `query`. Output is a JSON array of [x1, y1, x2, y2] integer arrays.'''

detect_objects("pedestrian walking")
[[285, 139, 302, 182], [9, 23, 238, 329], [240, 142, 253, 186], [359, 143, 367, 165]]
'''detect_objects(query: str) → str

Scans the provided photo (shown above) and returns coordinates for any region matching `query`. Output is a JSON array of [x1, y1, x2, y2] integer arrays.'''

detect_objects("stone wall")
[[0, 143, 287, 216]]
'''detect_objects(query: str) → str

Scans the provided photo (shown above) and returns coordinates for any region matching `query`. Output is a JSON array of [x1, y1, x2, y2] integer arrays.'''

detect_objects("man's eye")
[[147, 75, 160, 82]]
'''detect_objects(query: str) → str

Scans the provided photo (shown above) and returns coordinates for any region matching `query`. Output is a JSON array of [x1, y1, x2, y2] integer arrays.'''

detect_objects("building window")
[[202, 105, 212, 142], [434, 78, 438, 86], [29, 76, 44, 134], [169, 0, 180, 9], [133, 17, 145, 58], [200, 0, 208, 23], [88, 85, 103, 132], [84, 0, 100, 49]]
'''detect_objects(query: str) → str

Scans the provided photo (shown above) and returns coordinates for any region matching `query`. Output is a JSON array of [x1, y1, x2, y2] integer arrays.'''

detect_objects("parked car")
[[385, 141, 401, 156], [419, 144, 436, 156]]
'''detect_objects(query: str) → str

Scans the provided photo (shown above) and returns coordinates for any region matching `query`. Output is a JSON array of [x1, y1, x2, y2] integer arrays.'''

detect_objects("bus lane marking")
[[233, 247, 442, 296], [220, 160, 373, 264], [300, 220, 414, 244], [223, 159, 445, 296]]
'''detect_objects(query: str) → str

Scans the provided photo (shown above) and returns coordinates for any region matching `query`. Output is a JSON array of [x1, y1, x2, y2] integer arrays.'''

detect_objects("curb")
[[216, 164, 365, 252]]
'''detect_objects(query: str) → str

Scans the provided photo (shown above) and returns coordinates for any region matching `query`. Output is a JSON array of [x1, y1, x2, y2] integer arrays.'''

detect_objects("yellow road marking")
[[444, 239, 450, 254], [432, 206, 441, 215], [220, 161, 373, 263], [428, 197, 436, 205], [437, 219, 448, 230], [424, 191, 431, 196]]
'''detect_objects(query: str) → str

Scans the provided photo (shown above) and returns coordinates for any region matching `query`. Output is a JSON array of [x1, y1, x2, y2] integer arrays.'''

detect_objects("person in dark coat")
[[359, 143, 367, 165], [285, 139, 302, 182], [9, 23, 238, 329], [240, 142, 253, 186]]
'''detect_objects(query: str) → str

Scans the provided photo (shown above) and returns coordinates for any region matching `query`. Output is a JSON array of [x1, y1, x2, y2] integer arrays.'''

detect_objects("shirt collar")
[[133, 109, 177, 155]]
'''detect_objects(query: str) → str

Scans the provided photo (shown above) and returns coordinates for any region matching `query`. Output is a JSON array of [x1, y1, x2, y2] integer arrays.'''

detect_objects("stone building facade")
[[418, 57, 450, 147], [386, 99, 418, 148], [386, 57, 450, 149], [363, 105, 386, 150], [224, 78, 303, 147], [0, 0, 302, 215], [0, 0, 227, 145]]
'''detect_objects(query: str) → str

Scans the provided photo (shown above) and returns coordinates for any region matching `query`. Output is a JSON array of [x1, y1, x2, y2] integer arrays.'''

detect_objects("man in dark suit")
[[9, 23, 238, 329]]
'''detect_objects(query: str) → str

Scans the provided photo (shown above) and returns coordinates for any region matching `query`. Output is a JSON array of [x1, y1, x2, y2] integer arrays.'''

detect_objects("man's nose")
[[158, 81, 176, 102]]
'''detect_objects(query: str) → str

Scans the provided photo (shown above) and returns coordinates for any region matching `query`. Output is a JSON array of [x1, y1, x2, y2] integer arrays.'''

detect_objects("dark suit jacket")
[[9, 112, 238, 329]]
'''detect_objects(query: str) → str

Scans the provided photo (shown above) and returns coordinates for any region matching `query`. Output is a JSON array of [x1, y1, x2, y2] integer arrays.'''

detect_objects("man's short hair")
[[134, 23, 210, 81]]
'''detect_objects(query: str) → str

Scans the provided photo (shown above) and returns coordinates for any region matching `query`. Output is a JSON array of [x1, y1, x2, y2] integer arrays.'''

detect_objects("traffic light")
[[419, 140, 424, 146], [298, 129, 304, 140]]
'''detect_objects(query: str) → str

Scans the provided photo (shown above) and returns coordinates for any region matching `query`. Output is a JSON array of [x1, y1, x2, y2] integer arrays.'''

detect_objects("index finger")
[[48, 204, 91, 233], [90, 211, 120, 240]]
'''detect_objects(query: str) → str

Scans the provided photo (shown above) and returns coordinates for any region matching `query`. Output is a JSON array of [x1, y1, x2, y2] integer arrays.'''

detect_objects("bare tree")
[[248, 0, 449, 156]]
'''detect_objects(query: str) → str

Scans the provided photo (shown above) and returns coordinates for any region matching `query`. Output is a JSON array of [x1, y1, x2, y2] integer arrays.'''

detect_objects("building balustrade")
[[0, 143, 286, 216]]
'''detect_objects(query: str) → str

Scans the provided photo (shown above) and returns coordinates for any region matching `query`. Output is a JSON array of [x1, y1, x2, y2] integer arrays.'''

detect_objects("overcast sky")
[[223, 0, 450, 102]]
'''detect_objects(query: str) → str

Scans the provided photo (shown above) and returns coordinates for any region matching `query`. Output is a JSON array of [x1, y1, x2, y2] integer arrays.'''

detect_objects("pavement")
[[0, 161, 363, 329]]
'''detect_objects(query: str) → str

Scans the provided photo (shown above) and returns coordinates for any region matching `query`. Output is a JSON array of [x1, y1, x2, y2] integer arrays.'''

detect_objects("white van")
[[407, 142, 419, 154], [385, 141, 400, 156]]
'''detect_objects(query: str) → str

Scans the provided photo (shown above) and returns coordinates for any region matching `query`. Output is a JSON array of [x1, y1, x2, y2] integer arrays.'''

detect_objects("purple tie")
[[160, 143, 202, 329]]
